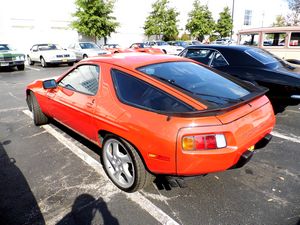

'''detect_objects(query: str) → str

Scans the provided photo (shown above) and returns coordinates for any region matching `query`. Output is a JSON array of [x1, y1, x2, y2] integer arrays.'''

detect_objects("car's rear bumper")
[[0, 60, 24, 67], [175, 100, 275, 176], [230, 133, 272, 169], [48, 59, 76, 64]]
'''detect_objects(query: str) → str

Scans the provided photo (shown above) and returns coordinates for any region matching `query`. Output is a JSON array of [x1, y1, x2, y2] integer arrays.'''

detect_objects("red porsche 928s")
[[26, 53, 275, 192]]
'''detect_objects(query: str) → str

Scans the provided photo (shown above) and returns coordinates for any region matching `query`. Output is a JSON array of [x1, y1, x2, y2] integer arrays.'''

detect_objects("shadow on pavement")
[[270, 98, 300, 114], [56, 194, 119, 225], [0, 140, 45, 225]]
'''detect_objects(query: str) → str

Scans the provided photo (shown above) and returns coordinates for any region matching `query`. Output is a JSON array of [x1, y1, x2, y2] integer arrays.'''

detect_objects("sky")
[[0, 0, 291, 49]]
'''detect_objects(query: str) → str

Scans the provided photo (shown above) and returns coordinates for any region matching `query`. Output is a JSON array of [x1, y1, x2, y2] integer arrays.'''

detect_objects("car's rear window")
[[137, 61, 251, 108], [245, 48, 278, 65]]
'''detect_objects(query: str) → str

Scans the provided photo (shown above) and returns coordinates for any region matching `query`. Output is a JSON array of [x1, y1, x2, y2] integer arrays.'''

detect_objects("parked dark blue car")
[[179, 45, 300, 100]]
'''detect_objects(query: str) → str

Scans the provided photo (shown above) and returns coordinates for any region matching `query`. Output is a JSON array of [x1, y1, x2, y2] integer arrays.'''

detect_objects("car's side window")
[[210, 52, 229, 67], [59, 65, 100, 95], [111, 69, 195, 113]]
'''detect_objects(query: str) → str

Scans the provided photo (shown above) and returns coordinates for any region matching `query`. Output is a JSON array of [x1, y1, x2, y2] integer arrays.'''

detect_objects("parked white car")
[[68, 42, 110, 61], [27, 44, 76, 67], [144, 41, 184, 55]]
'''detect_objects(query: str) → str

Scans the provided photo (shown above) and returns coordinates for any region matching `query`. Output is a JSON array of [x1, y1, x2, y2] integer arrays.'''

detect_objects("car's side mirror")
[[43, 79, 57, 89]]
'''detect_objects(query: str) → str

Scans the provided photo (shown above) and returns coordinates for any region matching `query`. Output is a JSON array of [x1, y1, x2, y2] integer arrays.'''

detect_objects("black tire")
[[162, 49, 167, 54], [101, 135, 153, 192], [68, 62, 74, 66], [29, 92, 48, 126], [17, 64, 25, 71], [27, 56, 34, 65], [40, 57, 47, 68], [83, 54, 88, 59]]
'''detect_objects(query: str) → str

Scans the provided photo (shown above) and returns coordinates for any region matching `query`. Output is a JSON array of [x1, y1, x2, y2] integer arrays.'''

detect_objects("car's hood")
[[40, 50, 74, 56], [84, 48, 110, 53], [0, 50, 25, 57]]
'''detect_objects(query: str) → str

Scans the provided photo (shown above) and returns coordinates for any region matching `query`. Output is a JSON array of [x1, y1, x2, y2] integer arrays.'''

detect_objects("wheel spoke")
[[119, 154, 131, 164], [112, 142, 120, 157], [122, 163, 134, 183]]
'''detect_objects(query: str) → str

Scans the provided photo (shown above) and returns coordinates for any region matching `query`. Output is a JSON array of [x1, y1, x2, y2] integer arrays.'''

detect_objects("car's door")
[[47, 64, 100, 141], [74, 43, 83, 60], [30, 45, 39, 61]]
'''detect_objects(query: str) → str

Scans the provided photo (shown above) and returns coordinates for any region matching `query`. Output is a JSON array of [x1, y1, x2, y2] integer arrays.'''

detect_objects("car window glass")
[[240, 34, 259, 46], [211, 52, 229, 67], [111, 69, 194, 113], [245, 48, 278, 64], [138, 62, 251, 108], [59, 65, 100, 95], [32, 46, 38, 51], [263, 33, 286, 46], [290, 32, 300, 46], [185, 49, 214, 65], [0, 44, 10, 51]]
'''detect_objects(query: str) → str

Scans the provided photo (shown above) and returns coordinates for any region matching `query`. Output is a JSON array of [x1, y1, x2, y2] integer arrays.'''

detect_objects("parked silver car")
[[68, 42, 110, 61]]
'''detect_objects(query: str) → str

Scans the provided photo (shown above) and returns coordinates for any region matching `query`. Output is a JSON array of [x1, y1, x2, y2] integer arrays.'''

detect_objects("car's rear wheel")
[[27, 56, 34, 65], [17, 64, 25, 71], [29, 92, 48, 126], [40, 57, 47, 68], [102, 136, 153, 192], [83, 54, 88, 59]]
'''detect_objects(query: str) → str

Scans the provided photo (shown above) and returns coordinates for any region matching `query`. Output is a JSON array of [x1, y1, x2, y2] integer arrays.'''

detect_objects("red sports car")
[[129, 43, 164, 54], [26, 53, 275, 192]]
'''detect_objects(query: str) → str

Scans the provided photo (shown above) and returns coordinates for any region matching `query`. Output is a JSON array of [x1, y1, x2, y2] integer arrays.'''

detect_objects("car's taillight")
[[182, 134, 227, 151]]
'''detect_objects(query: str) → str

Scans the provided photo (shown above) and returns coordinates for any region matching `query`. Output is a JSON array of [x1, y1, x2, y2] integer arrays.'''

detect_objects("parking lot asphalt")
[[0, 65, 299, 225]]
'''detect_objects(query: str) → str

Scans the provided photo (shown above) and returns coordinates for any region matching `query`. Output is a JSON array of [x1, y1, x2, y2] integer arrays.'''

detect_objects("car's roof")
[[186, 44, 251, 52], [83, 53, 190, 69]]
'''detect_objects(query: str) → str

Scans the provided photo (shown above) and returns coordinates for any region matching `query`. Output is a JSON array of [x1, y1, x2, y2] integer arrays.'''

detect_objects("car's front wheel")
[[17, 64, 25, 71], [40, 57, 47, 68], [27, 56, 34, 65], [29, 92, 48, 126], [102, 136, 153, 192]]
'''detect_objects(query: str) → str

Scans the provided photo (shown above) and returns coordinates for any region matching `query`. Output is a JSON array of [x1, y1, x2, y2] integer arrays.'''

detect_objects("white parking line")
[[26, 66, 41, 71], [271, 131, 300, 144], [0, 107, 27, 113], [22, 110, 180, 225]]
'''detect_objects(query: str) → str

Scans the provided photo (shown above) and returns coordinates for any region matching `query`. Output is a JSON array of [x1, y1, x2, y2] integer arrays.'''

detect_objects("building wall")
[[0, 0, 290, 52]]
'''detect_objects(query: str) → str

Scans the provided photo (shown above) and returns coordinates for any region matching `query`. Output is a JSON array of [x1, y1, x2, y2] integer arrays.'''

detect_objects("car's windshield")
[[38, 44, 62, 51], [174, 41, 188, 47], [107, 44, 120, 48], [79, 42, 99, 49], [156, 41, 168, 46], [0, 44, 12, 51], [138, 61, 251, 108]]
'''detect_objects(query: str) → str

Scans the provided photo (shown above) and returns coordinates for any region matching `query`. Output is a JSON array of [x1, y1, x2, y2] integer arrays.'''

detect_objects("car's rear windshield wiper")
[[153, 75, 241, 103]]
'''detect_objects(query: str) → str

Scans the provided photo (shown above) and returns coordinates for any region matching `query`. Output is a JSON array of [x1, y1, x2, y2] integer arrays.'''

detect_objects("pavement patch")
[[23, 110, 180, 225], [271, 131, 300, 144]]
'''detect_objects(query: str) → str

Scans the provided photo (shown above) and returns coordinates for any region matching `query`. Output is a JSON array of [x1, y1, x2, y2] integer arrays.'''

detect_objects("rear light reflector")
[[182, 134, 227, 151]]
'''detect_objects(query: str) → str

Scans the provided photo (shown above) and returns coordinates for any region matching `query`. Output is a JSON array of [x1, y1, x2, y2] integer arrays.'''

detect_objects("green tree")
[[286, 0, 300, 25], [71, 0, 119, 44], [272, 15, 287, 27], [186, 0, 215, 41], [144, 0, 179, 41], [215, 7, 233, 38]]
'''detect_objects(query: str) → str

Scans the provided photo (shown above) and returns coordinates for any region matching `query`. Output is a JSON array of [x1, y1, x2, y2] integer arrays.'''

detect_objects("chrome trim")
[[291, 95, 300, 99]]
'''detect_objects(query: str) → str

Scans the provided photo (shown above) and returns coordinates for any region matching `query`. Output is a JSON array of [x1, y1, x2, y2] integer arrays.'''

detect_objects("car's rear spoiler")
[[161, 89, 269, 118]]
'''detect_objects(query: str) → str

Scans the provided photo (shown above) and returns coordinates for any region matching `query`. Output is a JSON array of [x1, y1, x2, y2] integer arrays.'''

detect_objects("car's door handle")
[[86, 99, 95, 108]]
